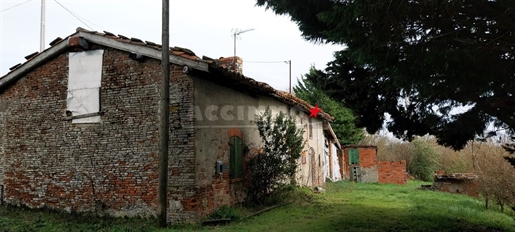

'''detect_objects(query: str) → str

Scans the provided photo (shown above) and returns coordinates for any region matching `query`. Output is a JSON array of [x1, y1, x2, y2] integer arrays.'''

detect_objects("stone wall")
[[433, 179, 479, 197], [377, 160, 407, 184], [433, 173, 479, 197], [0, 46, 195, 219]]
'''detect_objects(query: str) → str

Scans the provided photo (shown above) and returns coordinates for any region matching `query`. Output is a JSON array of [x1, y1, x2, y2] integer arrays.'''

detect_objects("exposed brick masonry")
[[0, 46, 195, 218], [342, 146, 406, 184], [343, 147, 378, 177], [357, 148, 377, 168], [377, 161, 407, 184]]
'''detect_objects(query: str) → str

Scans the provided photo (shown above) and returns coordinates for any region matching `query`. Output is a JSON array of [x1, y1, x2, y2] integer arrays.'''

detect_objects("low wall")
[[377, 160, 407, 184], [433, 173, 479, 197]]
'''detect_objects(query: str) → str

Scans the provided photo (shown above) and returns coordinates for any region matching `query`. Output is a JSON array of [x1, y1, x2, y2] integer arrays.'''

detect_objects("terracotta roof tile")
[[145, 41, 157, 46], [180, 54, 200, 61], [342, 145, 378, 149], [171, 51, 185, 56], [49, 37, 63, 46], [103, 31, 115, 36], [130, 37, 146, 45], [76, 27, 92, 33], [208, 64, 334, 122], [130, 37, 143, 43], [24, 51, 39, 60], [172, 46, 195, 56], [117, 34, 129, 40], [9, 63, 22, 71]]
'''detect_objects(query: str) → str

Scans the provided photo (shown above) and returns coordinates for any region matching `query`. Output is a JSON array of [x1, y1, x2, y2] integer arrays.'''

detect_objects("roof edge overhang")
[[203, 66, 334, 122], [0, 30, 209, 90], [323, 121, 341, 150], [342, 145, 378, 149], [77, 31, 209, 72], [0, 38, 69, 90], [0, 29, 335, 124]]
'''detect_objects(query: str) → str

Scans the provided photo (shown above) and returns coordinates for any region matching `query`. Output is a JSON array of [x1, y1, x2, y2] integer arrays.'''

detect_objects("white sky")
[[0, 0, 342, 91]]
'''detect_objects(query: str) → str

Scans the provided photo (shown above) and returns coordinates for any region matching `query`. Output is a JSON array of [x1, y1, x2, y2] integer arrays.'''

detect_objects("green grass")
[[0, 206, 160, 231], [207, 181, 514, 232], [1, 181, 514, 231]]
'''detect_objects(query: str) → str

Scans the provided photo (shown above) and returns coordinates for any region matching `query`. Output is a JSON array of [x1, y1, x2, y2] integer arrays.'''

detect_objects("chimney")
[[218, 56, 243, 75]]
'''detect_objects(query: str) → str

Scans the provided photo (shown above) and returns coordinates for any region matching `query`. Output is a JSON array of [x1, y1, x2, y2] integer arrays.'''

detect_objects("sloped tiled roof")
[[434, 173, 478, 181], [0, 27, 334, 122], [342, 145, 378, 149]]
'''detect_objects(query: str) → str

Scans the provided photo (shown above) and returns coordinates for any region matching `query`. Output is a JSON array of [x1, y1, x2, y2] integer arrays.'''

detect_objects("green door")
[[229, 136, 243, 178], [348, 149, 359, 165]]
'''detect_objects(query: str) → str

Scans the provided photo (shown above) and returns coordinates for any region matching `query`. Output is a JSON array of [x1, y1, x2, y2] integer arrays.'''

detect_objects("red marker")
[[309, 104, 321, 118]]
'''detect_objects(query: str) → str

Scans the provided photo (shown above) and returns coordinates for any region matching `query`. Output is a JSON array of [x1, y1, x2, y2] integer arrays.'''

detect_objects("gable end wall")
[[0, 46, 195, 219]]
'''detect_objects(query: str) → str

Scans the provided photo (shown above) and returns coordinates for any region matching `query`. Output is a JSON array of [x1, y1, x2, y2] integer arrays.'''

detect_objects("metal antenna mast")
[[40, 0, 46, 51], [285, 60, 291, 93], [232, 28, 254, 71]]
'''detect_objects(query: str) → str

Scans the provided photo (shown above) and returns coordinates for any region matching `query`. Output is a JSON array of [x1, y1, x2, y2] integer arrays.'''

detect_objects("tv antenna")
[[231, 28, 255, 71]]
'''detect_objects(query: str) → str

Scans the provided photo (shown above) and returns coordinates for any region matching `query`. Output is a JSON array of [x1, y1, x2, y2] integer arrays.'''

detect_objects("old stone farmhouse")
[[0, 28, 340, 222]]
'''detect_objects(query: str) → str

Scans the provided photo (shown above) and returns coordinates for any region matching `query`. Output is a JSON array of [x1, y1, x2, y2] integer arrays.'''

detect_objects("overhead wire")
[[1, 0, 104, 31], [244, 60, 289, 64], [53, 0, 103, 31], [1, 0, 32, 13]]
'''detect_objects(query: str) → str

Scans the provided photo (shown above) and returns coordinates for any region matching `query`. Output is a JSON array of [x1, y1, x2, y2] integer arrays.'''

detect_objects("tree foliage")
[[256, 0, 515, 150], [294, 69, 365, 145], [363, 134, 515, 210], [247, 107, 305, 204], [409, 137, 440, 182], [361, 134, 439, 181]]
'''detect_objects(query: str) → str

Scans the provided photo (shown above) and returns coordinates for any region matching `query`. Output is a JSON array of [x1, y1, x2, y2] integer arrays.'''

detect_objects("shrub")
[[409, 137, 440, 181], [209, 205, 240, 220], [247, 107, 305, 205]]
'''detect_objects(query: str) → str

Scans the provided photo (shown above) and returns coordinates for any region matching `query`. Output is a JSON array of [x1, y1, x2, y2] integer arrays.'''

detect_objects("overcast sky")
[[0, 0, 342, 91]]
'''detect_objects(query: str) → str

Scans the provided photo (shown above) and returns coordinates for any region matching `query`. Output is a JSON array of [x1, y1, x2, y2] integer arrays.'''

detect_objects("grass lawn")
[[211, 181, 515, 232], [1, 181, 514, 231]]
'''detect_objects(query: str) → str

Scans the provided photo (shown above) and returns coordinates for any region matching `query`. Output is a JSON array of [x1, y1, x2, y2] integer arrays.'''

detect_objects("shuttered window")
[[348, 149, 359, 165], [229, 136, 243, 178], [67, 50, 104, 123]]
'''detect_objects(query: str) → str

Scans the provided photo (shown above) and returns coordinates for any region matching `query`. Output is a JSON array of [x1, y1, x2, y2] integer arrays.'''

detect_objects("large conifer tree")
[[256, 0, 515, 149]]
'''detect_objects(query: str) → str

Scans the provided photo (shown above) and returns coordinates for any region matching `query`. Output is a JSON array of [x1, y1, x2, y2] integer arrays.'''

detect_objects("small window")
[[308, 117, 313, 139], [229, 136, 243, 178], [67, 50, 104, 123]]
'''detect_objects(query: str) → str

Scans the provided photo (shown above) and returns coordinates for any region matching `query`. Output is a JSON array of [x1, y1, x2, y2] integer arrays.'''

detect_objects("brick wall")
[[377, 160, 407, 184], [218, 56, 243, 75], [0, 46, 196, 219], [358, 148, 377, 168], [343, 147, 378, 177], [341, 146, 406, 184]]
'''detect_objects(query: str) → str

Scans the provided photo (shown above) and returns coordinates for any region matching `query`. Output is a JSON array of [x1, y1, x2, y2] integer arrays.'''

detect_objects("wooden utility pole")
[[158, 0, 170, 227]]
